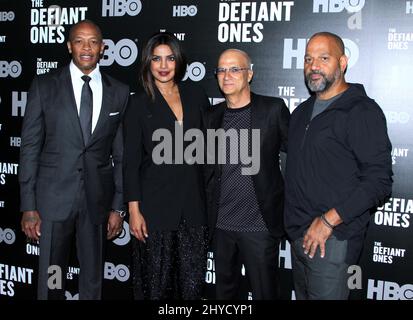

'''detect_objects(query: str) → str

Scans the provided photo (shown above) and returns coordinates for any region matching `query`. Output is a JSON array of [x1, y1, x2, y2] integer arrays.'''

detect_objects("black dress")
[[123, 82, 210, 299]]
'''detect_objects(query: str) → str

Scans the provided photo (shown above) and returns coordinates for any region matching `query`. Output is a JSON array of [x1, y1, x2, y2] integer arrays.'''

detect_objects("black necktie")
[[79, 75, 93, 145]]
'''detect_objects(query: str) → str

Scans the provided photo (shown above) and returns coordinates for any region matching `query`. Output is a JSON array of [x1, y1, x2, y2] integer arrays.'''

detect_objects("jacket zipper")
[[300, 123, 310, 149]]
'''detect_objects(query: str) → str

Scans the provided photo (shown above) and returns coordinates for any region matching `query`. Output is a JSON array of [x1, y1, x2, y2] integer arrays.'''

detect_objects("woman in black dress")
[[123, 32, 209, 299]]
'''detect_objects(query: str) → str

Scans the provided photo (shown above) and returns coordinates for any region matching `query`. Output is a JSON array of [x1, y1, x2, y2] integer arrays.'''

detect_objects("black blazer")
[[204, 93, 290, 239], [19, 65, 129, 224], [123, 82, 210, 231]]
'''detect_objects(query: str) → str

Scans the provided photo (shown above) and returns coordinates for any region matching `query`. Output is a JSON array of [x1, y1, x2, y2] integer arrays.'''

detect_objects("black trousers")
[[291, 235, 350, 300], [214, 228, 280, 300], [37, 180, 106, 300]]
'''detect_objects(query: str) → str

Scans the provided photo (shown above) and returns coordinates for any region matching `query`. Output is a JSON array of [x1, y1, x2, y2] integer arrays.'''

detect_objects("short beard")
[[306, 68, 341, 93]]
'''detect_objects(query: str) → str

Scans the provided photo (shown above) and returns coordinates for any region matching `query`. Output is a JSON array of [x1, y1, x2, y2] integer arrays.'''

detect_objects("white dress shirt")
[[69, 60, 103, 133]]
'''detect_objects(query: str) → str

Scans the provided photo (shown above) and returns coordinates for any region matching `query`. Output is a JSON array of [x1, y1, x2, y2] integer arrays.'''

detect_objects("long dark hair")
[[140, 32, 187, 100]]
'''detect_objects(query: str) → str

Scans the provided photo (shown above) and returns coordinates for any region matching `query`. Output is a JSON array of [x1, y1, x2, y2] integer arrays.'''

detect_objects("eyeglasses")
[[214, 67, 250, 75]]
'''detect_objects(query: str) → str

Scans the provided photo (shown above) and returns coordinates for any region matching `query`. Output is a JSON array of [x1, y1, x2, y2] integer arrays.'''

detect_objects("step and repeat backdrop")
[[1, 0, 413, 300]]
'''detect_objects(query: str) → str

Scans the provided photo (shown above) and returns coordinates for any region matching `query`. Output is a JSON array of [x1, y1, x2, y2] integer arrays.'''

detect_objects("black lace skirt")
[[132, 219, 208, 300]]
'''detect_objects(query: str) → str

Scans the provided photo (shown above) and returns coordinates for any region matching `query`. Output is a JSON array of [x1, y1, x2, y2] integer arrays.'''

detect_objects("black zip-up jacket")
[[284, 83, 393, 263]]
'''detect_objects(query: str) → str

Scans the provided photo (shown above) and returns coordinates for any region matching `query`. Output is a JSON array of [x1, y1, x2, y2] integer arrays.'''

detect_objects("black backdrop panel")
[[1, 0, 412, 300]]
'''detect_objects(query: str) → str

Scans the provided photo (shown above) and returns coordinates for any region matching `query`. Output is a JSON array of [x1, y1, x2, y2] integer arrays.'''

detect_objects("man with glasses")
[[204, 49, 290, 299]]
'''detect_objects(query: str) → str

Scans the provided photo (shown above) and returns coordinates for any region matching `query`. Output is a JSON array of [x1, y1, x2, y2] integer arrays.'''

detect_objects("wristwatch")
[[114, 209, 126, 218]]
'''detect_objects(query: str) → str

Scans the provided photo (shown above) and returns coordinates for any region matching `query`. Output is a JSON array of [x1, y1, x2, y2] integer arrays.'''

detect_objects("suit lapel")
[[250, 93, 266, 132], [60, 66, 84, 145], [248, 93, 265, 188], [211, 102, 225, 130], [178, 83, 190, 131], [89, 72, 114, 144], [209, 102, 225, 175], [155, 85, 181, 126]]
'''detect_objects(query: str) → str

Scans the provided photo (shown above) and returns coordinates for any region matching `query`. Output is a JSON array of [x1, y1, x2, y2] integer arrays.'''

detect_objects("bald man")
[[19, 20, 129, 299], [205, 49, 290, 299], [284, 32, 393, 299]]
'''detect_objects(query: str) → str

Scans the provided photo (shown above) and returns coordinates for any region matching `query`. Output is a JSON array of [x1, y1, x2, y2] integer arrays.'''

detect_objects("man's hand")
[[303, 208, 342, 259], [107, 211, 124, 240], [21, 211, 41, 241], [303, 217, 332, 259]]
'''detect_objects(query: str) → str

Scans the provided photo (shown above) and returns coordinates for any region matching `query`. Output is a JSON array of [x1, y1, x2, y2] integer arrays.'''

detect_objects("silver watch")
[[114, 210, 126, 218]]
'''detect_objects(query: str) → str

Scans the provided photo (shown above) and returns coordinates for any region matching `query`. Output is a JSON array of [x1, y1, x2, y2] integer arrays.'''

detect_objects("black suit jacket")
[[123, 82, 210, 231], [204, 93, 290, 239], [19, 65, 129, 224]]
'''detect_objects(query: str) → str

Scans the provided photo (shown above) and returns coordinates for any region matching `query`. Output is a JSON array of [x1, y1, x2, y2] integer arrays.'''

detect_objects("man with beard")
[[284, 32, 393, 299]]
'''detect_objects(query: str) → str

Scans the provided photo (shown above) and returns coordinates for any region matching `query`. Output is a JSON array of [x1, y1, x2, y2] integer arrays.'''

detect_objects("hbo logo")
[[104, 262, 130, 282], [173, 5, 197, 17], [205, 257, 215, 284], [343, 39, 359, 69], [0, 61, 22, 78], [0, 227, 16, 245], [384, 283, 413, 300], [100, 39, 138, 67], [102, 0, 142, 17], [384, 111, 410, 124], [313, 0, 365, 13], [112, 221, 131, 246], [65, 291, 79, 300], [183, 62, 206, 82], [0, 11, 15, 21], [368, 280, 413, 300]]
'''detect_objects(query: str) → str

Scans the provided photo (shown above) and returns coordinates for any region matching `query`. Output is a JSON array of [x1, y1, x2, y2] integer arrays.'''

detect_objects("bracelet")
[[320, 214, 334, 230], [114, 209, 126, 218]]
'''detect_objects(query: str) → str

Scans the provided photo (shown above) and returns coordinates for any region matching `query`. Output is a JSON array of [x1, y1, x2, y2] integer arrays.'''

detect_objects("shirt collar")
[[69, 60, 101, 82]]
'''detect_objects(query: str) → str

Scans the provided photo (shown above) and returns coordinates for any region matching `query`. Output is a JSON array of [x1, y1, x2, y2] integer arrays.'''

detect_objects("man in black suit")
[[205, 49, 290, 299], [19, 20, 129, 300]]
